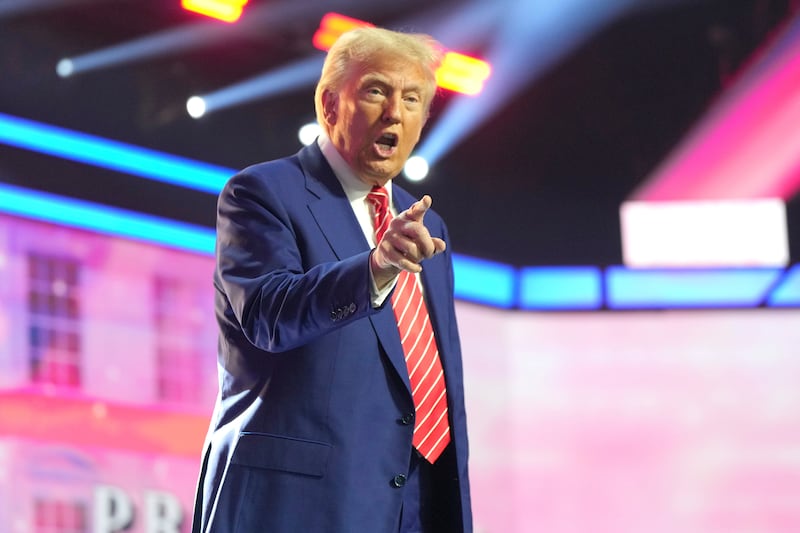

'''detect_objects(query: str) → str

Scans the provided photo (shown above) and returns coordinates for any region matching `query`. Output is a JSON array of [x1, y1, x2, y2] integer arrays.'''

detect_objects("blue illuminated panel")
[[452, 255, 516, 308], [0, 183, 215, 255], [0, 112, 232, 193], [606, 266, 782, 309], [767, 264, 800, 306], [520, 267, 602, 310]]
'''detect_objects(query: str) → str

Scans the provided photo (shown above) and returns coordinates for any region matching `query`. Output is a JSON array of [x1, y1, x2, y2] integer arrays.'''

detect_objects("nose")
[[382, 94, 402, 123]]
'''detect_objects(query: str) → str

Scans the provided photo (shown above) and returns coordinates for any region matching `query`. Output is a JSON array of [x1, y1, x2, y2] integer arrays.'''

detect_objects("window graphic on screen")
[[153, 276, 206, 405], [28, 253, 82, 388]]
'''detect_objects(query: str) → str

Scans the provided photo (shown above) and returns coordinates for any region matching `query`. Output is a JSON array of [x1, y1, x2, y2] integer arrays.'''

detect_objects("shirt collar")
[[317, 132, 393, 205]]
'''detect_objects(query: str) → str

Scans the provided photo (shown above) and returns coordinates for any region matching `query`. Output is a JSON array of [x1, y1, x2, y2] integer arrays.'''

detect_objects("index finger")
[[403, 195, 433, 222]]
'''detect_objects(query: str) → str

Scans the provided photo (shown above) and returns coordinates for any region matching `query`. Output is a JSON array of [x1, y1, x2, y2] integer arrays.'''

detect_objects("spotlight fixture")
[[298, 122, 321, 146], [186, 96, 207, 119], [181, 0, 249, 23], [55, 58, 74, 78], [403, 155, 429, 182]]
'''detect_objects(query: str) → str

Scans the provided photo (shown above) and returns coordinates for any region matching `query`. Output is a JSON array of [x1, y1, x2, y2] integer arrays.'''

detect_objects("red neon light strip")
[[181, 0, 248, 23], [313, 13, 492, 96], [0, 390, 208, 457]]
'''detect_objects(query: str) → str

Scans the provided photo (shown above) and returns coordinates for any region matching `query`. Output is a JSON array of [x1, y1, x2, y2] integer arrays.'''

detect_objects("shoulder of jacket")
[[225, 153, 304, 190]]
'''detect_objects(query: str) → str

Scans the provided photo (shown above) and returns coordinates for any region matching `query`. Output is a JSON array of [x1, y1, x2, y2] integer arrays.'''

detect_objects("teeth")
[[378, 134, 397, 147]]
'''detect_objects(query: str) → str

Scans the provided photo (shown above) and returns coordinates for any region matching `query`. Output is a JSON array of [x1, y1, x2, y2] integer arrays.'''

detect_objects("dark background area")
[[1, 0, 798, 266]]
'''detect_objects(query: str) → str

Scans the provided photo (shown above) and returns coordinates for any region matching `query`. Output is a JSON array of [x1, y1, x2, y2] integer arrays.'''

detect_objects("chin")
[[365, 165, 400, 182]]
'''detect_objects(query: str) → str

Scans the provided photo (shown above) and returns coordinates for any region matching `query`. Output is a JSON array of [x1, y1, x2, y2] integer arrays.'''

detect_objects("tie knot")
[[367, 186, 389, 213]]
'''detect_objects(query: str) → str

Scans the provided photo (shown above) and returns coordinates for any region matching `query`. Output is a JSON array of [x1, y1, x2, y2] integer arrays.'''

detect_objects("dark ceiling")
[[0, 0, 797, 266]]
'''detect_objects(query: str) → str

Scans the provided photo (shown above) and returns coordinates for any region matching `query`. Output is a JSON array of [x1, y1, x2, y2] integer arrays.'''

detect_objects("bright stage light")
[[186, 55, 323, 117], [436, 52, 491, 96], [181, 0, 249, 23], [186, 96, 207, 118], [313, 12, 373, 51], [55, 58, 73, 78], [403, 156, 429, 182], [416, 0, 636, 168], [298, 123, 321, 146]]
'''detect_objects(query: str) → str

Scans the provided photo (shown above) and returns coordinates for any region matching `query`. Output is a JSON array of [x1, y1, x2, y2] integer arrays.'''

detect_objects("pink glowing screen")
[[460, 305, 800, 533], [1, 213, 799, 532]]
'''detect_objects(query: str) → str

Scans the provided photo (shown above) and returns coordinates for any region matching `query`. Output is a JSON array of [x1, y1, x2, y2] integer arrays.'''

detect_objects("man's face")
[[323, 53, 429, 186]]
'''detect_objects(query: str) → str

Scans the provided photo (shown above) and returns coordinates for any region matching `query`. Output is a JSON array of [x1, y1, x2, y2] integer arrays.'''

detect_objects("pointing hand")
[[370, 195, 446, 287]]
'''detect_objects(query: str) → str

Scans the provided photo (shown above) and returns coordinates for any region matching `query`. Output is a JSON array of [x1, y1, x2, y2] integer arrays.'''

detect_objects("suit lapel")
[[298, 145, 412, 395], [300, 145, 368, 261]]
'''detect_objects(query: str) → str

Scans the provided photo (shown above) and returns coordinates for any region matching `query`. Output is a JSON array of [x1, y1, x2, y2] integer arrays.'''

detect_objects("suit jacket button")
[[400, 413, 414, 425], [391, 474, 407, 488]]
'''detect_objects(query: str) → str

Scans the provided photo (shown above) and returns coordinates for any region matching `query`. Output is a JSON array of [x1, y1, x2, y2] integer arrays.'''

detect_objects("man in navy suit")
[[193, 26, 471, 533]]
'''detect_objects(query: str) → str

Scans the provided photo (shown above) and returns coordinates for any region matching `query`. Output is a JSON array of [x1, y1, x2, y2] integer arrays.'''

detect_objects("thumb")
[[432, 237, 446, 255]]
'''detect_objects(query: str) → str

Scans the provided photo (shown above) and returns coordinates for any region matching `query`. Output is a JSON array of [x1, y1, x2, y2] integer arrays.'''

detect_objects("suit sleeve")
[[215, 169, 379, 353]]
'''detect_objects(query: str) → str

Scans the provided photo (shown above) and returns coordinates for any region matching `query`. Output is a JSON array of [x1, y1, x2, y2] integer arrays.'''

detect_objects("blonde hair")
[[314, 26, 443, 133]]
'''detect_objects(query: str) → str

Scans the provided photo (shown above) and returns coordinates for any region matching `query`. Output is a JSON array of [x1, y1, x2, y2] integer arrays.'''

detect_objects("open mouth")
[[375, 132, 398, 151]]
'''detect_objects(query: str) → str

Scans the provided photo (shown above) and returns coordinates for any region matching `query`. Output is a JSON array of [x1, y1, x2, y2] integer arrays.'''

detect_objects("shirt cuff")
[[369, 262, 399, 308]]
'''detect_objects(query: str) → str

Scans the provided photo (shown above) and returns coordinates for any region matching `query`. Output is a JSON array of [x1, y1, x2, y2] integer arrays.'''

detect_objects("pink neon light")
[[0, 389, 207, 456], [633, 20, 800, 201]]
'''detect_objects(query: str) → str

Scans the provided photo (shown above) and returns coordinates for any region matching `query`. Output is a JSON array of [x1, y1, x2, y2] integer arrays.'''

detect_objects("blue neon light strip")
[[0, 183, 215, 255], [452, 255, 516, 308], [0, 112, 233, 194], [606, 267, 783, 309], [520, 266, 602, 310], [1, 113, 798, 309]]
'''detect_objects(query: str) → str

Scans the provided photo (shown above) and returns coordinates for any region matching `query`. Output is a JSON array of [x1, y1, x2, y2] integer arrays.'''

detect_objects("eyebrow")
[[360, 73, 423, 94]]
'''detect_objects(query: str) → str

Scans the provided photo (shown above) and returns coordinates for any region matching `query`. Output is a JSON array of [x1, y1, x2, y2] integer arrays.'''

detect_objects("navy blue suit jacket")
[[193, 143, 472, 532]]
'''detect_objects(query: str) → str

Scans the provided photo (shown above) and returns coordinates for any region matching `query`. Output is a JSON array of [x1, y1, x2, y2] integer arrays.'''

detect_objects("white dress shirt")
[[318, 133, 398, 306]]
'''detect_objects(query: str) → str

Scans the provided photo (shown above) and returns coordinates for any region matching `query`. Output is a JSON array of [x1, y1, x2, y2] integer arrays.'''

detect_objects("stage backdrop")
[[1, 212, 798, 533]]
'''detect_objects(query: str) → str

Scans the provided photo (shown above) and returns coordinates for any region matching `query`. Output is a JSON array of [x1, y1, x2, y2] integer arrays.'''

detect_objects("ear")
[[321, 89, 338, 126]]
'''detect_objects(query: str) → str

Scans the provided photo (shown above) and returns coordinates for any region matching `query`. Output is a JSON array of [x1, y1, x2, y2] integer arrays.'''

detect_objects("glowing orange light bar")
[[0, 389, 207, 457], [436, 51, 492, 96], [313, 12, 374, 51], [182, 0, 249, 23], [313, 13, 492, 96]]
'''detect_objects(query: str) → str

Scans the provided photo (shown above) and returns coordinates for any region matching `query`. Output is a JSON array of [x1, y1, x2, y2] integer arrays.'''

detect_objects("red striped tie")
[[367, 186, 451, 463]]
